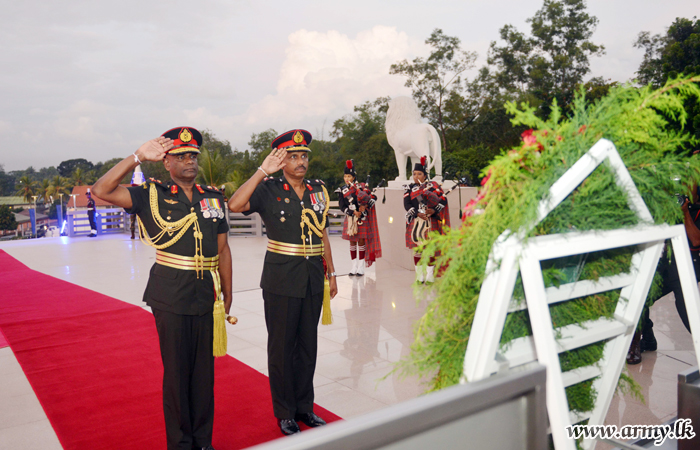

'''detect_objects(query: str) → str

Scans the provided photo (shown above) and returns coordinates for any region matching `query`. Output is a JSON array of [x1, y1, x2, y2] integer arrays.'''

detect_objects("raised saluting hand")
[[134, 137, 174, 163], [261, 148, 288, 175]]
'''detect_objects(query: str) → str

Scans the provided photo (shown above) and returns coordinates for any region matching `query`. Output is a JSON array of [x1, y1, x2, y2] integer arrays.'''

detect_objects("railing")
[[66, 208, 126, 237]]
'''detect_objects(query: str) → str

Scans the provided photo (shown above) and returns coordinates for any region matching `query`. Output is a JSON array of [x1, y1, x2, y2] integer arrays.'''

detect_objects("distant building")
[[0, 196, 31, 210], [12, 210, 50, 237]]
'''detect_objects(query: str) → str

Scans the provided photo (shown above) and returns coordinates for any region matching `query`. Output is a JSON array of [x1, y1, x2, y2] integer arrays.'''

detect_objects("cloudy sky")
[[1, 0, 695, 171]]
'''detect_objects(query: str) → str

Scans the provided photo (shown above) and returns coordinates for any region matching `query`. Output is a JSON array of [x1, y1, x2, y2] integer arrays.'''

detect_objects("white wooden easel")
[[462, 139, 700, 450]]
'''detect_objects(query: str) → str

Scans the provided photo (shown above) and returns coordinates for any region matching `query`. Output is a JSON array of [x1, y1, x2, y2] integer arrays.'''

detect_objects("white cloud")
[[240, 26, 420, 128]]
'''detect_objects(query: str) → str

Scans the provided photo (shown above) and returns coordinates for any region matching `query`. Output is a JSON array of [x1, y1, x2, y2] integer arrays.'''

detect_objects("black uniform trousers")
[[88, 211, 96, 231], [644, 249, 700, 335], [153, 308, 215, 450], [263, 283, 323, 419]]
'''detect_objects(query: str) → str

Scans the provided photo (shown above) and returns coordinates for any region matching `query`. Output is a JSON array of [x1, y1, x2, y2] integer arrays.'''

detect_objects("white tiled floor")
[[0, 233, 697, 449]]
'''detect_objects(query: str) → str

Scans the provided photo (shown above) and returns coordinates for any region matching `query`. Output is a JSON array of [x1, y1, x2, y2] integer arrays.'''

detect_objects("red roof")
[[69, 185, 131, 207]]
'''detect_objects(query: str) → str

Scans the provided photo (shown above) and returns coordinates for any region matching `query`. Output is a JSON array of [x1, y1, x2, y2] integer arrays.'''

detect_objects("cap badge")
[[179, 128, 193, 143], [293, 131, 304, 144]]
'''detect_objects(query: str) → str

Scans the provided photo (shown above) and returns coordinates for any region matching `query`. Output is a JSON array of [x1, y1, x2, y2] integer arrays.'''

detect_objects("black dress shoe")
[[626, 331, 642, 365], [641, 330, 657, 352], [278, 418, 301, 435], [295, 412, 327, 427]]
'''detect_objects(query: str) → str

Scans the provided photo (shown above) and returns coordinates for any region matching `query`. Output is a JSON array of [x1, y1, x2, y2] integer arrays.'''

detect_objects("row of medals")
[[202, 209, 224, 220]]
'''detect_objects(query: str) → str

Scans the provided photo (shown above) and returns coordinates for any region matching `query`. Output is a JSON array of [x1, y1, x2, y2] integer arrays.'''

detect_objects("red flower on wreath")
[[521, 129, 544, 151], [480, 169, 492, 186]]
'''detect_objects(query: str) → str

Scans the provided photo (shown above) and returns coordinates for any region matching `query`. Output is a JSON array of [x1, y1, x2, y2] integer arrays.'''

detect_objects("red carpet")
[[0, 250, 340, 449], [0, 328, 7, 348]]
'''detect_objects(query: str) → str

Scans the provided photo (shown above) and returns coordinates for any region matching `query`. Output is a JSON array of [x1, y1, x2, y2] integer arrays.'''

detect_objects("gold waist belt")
[[267, 239, 324, 257], [156, 250, 220, 271]]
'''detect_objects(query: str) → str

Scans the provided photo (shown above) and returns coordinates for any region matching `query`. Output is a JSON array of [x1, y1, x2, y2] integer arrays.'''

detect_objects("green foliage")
[[330, 98, 398, 189], [70, 167, 94, 187], [0, 205, 18, 231], [390, 29, 477, 152], [14, 175, 37, 202], [140, 160, 170, 183], [57, 158, 93, 178], [399, 77, 700, 399], [636, 18, 700, 87], [636, 17, 700, 151], [488, 0, 605, 113], [196, 147, 237, 191]]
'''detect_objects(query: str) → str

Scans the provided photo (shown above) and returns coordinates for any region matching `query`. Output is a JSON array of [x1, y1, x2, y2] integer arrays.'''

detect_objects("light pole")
[[32, 195, 38, 210]]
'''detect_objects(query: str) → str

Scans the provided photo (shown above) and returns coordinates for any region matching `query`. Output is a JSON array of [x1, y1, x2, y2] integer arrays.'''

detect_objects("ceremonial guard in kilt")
[[338, 160, 382, 276], [229, 129, 338, 436], [92, 127, 235, 450], [404, 156, 450, 283]]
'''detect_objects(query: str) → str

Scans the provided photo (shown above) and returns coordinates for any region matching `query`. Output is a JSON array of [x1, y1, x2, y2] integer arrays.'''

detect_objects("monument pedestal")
[[373, 186, 478, 271]]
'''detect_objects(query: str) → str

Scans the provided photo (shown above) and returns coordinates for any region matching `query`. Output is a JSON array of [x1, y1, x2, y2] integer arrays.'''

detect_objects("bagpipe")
[[357, 176, 385, 225], [339, 177, 385, 236], [408, 179, 461, 245]]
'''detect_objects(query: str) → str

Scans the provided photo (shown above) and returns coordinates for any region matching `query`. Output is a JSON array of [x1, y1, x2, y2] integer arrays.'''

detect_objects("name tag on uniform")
[[199, 198, 224, 219]]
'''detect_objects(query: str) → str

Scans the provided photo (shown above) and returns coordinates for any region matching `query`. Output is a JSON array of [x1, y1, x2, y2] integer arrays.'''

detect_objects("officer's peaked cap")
[[162, 127, 202, 155], [271, 129, 312, 152]]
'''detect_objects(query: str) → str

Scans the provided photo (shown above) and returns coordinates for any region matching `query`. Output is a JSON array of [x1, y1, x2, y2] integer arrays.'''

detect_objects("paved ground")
[[0, 233, 696, 449]]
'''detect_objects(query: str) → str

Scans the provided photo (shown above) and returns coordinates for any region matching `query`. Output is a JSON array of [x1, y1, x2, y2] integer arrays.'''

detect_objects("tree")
[[635, 17, 700, 151], [201, 129, 233, 159], [14, 176, 37, 202], [57, 158, 94, 178], [229, 129, 278, 184], [37, 179, 51, 203], [636, 17, 700, 86], [70, 167, 94, 187], [0, 205, 18, 232], [331, 98, 397, 188], [196, 148, 238, 193], [488, 0, 605, 112], [390, 29, 477, 152], [48, 175, 71, 198]]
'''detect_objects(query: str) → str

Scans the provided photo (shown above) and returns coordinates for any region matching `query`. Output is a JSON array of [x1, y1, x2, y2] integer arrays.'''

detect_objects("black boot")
[[641, 328, 657, 352], [626, 331, 642, 365]]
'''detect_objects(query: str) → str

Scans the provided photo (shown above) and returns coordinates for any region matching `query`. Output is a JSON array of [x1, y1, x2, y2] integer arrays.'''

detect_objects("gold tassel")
[[321, 277, 332, 325], [213, 297, 227, 357]]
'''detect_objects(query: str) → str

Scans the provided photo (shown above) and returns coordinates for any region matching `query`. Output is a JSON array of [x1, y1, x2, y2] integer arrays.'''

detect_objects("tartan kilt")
[[342, 215, 370, 240], [405, 215, 446, 249]]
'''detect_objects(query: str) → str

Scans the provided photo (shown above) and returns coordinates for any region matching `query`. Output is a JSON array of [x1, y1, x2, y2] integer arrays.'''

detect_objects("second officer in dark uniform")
[[92, 127, 234, 450], [228, 129, 338, 436]]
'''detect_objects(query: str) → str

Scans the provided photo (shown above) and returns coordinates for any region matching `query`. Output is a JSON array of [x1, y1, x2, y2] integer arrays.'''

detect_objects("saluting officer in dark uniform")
[[229, 129, 338, 436], [92, 127, 234, 450]]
